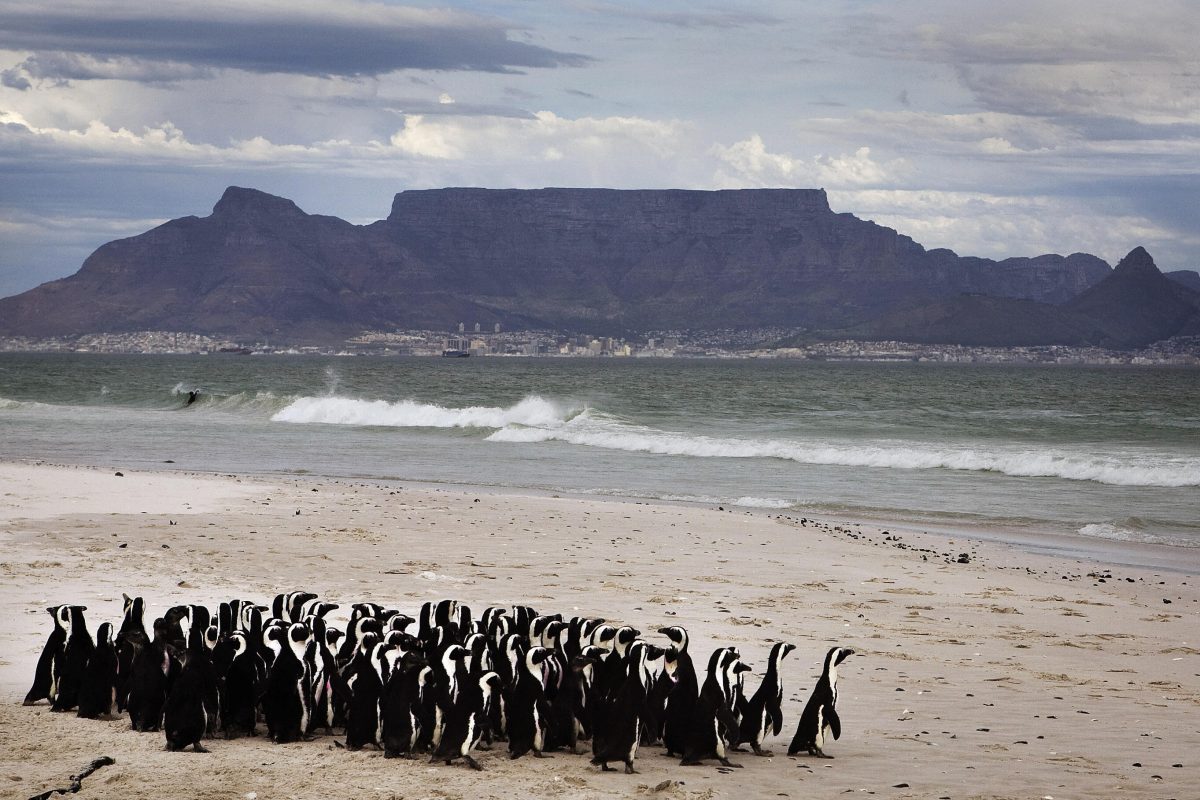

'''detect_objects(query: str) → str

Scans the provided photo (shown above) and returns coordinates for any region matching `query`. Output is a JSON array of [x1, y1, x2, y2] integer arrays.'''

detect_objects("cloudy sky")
[[2, 0, 1198, 297]]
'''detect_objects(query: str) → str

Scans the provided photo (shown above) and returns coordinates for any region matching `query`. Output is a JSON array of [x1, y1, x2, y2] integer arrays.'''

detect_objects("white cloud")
[[710, 135, 902, 188], [834, 188, 1198, 266], [0, 108, 688, 178], [390, 110, 686, 165]]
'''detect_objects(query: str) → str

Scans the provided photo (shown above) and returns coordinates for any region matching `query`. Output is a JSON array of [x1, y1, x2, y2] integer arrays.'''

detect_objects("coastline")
[[2, 460, 1197, 799]]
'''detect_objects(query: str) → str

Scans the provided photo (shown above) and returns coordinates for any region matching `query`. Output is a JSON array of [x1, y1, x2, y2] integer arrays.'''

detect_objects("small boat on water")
[[442, 349, 470, 358]]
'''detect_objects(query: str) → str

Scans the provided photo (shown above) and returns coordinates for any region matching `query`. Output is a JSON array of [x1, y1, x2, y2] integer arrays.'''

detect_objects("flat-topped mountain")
[[2, 186, 1191, 346]]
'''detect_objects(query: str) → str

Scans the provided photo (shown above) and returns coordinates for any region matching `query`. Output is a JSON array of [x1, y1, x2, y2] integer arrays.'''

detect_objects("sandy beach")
[[1, 461, 1197, 800]]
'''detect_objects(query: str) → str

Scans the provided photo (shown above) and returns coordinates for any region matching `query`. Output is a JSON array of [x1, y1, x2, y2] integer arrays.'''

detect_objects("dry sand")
[[1, 461, 1197, 799]]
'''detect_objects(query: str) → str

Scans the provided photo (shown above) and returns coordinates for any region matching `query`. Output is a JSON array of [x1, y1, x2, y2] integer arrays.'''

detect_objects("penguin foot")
[[752, 746, 774, 757], [717, 758, 743, 768], [810, 748, 833, 759], [624, 762, 638, 774], [597, 762, 614, 772], [463, 755, 483, 771], [192, 743, 209, 753], [533, 751, 554, 759]]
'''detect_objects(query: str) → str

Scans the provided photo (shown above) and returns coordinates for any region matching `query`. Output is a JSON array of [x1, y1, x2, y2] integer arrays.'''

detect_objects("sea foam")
[[271, 394, 576, 429], [486, 412, 1200, 488]]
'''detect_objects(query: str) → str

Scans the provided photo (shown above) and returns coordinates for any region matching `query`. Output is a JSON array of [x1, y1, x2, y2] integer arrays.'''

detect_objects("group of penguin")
[[24, 592, 854, 774]]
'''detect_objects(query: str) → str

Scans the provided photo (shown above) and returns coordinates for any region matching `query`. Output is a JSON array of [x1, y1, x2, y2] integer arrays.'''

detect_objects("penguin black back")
[[23, 605, 69, 706], [50, 606, 94, 712], [77, 622, 119, 719], [788, 646, 854, 758]]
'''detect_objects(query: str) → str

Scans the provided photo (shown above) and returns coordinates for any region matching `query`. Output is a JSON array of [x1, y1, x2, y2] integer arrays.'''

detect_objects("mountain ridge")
[[1, 185, 1190, 347]]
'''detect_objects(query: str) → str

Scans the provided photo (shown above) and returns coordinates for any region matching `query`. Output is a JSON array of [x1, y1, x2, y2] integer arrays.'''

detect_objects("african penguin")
[[23, 605, 70, 706], [76, 621, 119, 719], [507, 646, 553, 760], [50, 606, 94, 712], [590, 641, 665, 774], [432, 671, 502, 770], [737, 641, 795, 756], [788, 646, 854, 758]]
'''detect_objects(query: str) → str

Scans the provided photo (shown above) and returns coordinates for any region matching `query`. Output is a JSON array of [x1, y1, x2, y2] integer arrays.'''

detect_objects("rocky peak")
[[1111, 246, 1160, 278], [211, 186, 307, 221]]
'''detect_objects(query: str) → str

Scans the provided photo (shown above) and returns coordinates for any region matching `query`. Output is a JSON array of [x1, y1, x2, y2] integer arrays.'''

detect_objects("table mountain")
[[0, 185, 1161, 345]]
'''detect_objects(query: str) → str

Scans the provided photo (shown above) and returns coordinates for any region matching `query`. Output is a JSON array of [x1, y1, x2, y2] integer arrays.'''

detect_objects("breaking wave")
[[271, 395, 579, 429], [485, 411, 1200, 488], [658, 494, 795, 509], [1077, 520, 1200, 548]]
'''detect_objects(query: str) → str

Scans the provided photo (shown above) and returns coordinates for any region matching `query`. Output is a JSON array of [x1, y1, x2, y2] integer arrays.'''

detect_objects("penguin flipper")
[[828, 707, 841, 741], [769, 707, 783, 737]]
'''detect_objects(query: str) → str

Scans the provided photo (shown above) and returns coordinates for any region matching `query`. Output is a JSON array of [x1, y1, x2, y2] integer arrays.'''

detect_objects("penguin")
[[263, 622, 312, 744], [430, 643, 470, 751], [511, 605, 539, 639], [568, 646, 607, 751], [590, 641, 665, 774], [23, 605, 70, 706], [507, 646, 553, 760], [337, 613, 382, 671], [680, 648, 746, 768], [789, 646, 855, 758], [659, 625, 698, 757], [272, 591, 317, 623], [300, 598, 338, 621], [343, 636, 390, 750], [215, 631, 261, 738], [432, 671, 502, 770], [305, 616, 345, 736], [50, 605, 94, 712], [381, 648, 429, 758], [738, 641, 796, 756], [127, 618, 181, 733], [478, 607, 507, 640], [594, 625, 639, 702], [643, 640, 678, 745], [163, 610, 218, 752], [489, 633, 524, 741], [76, 622, 119, 719]]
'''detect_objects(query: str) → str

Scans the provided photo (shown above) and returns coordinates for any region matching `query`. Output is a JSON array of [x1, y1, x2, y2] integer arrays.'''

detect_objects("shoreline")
[[2, 460, 1198, 798], [6, 457, 1198, 576]]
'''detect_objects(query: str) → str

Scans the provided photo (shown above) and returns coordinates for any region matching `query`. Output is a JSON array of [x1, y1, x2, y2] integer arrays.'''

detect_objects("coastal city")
[[1, 325, 1198, 365]]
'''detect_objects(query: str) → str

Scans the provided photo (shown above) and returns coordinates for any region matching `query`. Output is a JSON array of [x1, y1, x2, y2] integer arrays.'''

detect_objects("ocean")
[[1, 353, 1197, 553]]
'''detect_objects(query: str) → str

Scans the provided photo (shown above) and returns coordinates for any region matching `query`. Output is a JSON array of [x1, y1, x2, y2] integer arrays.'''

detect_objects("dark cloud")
[[0, 1, 589, 81], [3, 52, 213, 88], [565, 88, 597, 99], [1, 65, 31, 89]]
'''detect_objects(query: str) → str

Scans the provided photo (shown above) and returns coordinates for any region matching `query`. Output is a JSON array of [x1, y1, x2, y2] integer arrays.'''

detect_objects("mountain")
[[1063, 247, 1200, 347], [0, 185, 1143, 345], [1168, 270, 1200, 293]]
